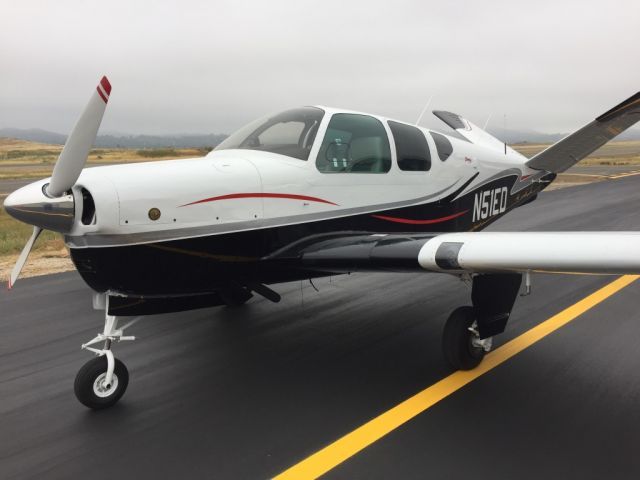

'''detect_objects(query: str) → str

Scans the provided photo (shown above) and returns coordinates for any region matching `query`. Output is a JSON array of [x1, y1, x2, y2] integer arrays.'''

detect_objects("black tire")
[[74, 356, 129, 410], [442, 306, 486, 371]]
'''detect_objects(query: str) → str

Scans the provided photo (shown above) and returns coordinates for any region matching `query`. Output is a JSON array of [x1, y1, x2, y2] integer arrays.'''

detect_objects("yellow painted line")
[[609, 171, 640, 180], [559, 173, 607, 178], [275, 275, 639, 480]]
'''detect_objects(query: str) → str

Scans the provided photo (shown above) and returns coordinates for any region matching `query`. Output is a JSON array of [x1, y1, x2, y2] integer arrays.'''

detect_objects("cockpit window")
[[215, 107, 324, 160], [316, 113, 391, 173]]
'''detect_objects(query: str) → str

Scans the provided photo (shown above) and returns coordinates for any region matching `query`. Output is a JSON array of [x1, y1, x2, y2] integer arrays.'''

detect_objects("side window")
[[430, 131, 453, 161], [388, 121, 431, 171], [316, 114, 391, 173]]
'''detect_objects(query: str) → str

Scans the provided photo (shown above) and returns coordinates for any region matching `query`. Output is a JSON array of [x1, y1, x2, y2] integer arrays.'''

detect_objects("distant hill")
[[0, 128, 67, 145], [488, 129, 564, 144], [0, 126, 638, 148], [0, 128, 228, 148], [488, 128, 640, 144]]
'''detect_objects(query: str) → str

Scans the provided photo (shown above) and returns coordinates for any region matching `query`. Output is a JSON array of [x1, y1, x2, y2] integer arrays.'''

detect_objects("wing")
[[268, 231, 640, 275], [526, 91, 640, 173]]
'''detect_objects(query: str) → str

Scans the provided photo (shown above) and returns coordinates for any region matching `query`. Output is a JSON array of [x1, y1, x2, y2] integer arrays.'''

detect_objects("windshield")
[[215, 107, 325, 160]]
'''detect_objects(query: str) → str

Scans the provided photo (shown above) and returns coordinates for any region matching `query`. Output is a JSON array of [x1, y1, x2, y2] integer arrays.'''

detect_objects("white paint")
[[472, 186, 508, 222], [418, 232, 640, 274], [54, 106, 528, 245]]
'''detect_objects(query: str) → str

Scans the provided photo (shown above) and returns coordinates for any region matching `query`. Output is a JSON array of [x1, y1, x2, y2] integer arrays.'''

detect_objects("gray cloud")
[[1, 0, 638, 136]]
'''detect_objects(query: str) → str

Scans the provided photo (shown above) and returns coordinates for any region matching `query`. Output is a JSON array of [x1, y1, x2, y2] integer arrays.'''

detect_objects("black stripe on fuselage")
[[70, 174, 545, 296]]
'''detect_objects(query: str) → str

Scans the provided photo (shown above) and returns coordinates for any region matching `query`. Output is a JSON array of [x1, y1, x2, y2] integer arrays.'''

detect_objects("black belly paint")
[[70, 174, 550, 296]]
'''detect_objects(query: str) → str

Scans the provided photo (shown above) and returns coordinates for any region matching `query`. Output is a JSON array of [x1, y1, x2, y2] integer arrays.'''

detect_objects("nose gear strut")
[[75, 295, 140, 409]]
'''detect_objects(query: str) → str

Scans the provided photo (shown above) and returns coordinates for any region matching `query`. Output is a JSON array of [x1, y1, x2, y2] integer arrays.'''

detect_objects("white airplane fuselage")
[[5, 106, 549, 299]]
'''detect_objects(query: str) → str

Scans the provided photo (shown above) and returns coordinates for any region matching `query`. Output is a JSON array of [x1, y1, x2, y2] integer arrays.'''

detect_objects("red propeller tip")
[[100, 76, 112, 95]]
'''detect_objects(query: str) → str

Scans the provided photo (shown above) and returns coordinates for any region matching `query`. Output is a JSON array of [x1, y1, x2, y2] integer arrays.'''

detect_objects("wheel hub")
[[468, 322, 493, 352], [93, 372, 119, 398]]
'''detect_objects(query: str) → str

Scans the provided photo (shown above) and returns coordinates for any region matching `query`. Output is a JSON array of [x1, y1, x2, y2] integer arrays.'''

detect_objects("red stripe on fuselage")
[[371, 210, 468, 225], [180, 193, 338, 207]]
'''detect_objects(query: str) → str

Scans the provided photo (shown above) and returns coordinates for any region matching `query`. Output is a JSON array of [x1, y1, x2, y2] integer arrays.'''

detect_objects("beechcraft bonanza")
[[4, 77, 640, 409]]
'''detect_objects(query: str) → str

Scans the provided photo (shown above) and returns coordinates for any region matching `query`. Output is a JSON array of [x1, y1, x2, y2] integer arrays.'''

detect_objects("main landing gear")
[[75, 300, 140, 409], [442, 273, 523, 371]]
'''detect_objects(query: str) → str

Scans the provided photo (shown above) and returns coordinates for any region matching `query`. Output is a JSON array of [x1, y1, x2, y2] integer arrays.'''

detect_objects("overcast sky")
[[1, 0, 638, 136]]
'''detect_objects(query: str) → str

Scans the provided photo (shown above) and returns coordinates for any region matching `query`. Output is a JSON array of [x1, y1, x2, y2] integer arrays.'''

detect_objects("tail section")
[[526, 91, 640, 173]]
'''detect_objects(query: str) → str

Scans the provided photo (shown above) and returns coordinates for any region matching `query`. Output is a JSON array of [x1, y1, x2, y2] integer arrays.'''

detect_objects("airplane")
[[4, 76, 640, 409]]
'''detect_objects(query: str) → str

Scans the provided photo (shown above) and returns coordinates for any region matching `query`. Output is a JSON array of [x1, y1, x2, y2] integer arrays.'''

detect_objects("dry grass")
[[0, 246, 74, 284], [0, 137, 210, 166], [512, 140, 640, 164]]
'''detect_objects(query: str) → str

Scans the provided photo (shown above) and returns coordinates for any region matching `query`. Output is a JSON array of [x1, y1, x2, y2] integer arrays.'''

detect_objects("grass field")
[[1, 137, 640, 281], [512, 140, 640, 166]]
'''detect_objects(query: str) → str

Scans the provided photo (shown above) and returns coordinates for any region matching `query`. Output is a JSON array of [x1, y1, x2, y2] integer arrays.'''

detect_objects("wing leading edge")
[[272, 232, 640, 276]]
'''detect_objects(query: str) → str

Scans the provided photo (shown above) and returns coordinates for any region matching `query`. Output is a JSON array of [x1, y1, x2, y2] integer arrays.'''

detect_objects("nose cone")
[[4, 180, 75, 233]]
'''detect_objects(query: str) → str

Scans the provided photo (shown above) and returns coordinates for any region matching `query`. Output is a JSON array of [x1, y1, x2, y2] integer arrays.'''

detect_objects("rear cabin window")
[[430, 131, 453, 161], [316, 113, 391, 173], [388, 121, 431, 171]]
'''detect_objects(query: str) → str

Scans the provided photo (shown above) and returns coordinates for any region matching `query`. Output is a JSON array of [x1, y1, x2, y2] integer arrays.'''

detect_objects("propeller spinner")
[[3, 76, 111, 288]]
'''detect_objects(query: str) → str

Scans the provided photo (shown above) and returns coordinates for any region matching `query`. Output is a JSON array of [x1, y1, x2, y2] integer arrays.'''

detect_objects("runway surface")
[[2, 176, 640, 479]]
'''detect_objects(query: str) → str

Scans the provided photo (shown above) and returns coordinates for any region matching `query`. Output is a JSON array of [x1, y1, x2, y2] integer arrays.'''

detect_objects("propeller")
[[47, 76, 111, 197], [8, 227, 42, 289], [4, 76, 111, 288]]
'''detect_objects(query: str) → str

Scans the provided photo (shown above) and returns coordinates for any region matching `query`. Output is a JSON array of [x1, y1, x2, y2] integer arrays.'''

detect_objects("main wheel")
[[442, 306, 486, 370], [74, 356, 129, 410]]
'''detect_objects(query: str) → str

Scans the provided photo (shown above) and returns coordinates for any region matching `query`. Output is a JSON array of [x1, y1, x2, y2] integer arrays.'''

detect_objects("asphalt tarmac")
[[2, 176, 640, 479]]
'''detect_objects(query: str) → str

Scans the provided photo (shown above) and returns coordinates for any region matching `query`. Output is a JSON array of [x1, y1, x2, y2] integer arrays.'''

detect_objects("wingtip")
[[596, 91, 640, 122], [100, 76, 112, 95]]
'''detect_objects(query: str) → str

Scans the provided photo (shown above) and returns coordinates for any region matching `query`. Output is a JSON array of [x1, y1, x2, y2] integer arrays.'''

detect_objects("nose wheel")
[[76, 304, 140, 409], [74, 356, 129, 409], [442, 306, 492, 370]]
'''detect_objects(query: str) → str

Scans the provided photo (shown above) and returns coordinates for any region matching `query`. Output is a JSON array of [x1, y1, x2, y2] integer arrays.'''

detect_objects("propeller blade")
[[8, 226, 43, 289], [46, 76, 112, 197]]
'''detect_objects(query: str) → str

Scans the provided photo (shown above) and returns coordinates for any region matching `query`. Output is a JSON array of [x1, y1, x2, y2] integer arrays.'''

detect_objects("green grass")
[[136, 148, 180, 158]]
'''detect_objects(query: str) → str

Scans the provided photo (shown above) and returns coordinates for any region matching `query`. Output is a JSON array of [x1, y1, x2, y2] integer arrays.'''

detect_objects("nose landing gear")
[[75, 301, 140, 409]]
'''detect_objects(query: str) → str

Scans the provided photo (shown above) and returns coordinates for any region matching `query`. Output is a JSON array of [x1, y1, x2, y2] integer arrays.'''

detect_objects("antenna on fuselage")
[[414, 95, 434, 126], [483, 112, 493, 130], [503, 113, 508, 155]]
